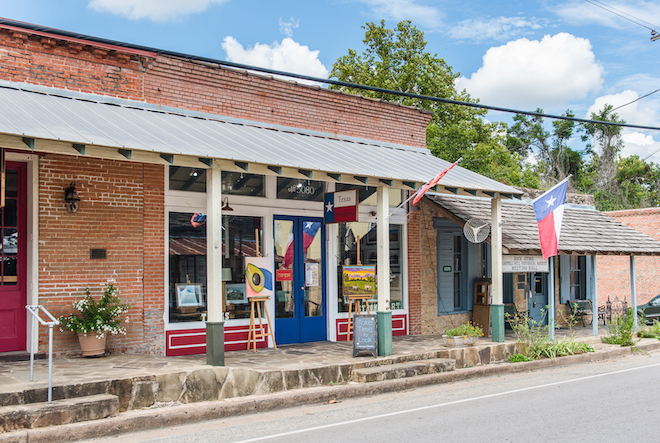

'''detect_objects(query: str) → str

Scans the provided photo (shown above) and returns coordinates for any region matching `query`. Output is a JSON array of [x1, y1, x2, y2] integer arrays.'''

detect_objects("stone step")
[[351, 358, 455, 383], [0, 393, 118, 432]]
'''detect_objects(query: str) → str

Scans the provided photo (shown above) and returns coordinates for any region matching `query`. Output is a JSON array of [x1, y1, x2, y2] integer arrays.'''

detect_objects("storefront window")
[[168, 167, 265, 197], [335, 184, 402, 207], [336, 222, 402, 312], [222, 172, 265, 196], [169, 166, 206, 192], [277, 177, 324, 201], [168, 212, 263, 323]]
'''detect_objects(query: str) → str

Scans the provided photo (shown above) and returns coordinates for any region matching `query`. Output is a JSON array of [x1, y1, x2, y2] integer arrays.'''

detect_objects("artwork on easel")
[[342, 265, 376, 296], [245, 256, 274, 298]]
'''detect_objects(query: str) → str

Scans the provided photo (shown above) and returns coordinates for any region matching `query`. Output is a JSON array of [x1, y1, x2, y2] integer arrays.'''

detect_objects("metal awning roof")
[[0, 82, 521, 197]]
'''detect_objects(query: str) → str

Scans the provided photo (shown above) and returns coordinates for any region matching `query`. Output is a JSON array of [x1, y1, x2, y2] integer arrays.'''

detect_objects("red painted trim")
[[336, 314, 408, 341], [165, 324, 269, 356]]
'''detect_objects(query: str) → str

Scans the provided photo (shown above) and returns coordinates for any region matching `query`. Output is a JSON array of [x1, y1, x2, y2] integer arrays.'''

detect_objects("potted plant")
[[442, 321, 484, 347], [59, 282, 130, 357]]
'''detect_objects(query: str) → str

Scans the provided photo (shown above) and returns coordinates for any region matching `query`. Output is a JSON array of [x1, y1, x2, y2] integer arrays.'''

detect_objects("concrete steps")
[[351, 358, 455, 383], [0, 393, 118, 432]]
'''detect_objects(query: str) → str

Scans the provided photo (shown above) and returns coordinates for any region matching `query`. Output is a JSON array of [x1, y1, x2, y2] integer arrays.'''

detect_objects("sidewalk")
[[2, 328, 659, 443]]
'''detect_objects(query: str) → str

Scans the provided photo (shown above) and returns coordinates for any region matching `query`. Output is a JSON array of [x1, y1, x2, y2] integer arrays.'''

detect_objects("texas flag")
[[412, 160, 459, 205], [282, 221, 321, 269], [533, 178, 569, 260]]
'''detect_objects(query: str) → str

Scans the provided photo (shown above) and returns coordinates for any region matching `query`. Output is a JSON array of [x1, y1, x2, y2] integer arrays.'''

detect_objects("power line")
[[584, 0, 659, 31], [611, 88, 660, 112], [1, 17, 660, 132]]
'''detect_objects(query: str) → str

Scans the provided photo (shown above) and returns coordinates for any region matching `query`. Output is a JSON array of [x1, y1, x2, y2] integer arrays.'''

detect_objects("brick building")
[[598, 208, 660, 307], [0, 18, 521, 359]]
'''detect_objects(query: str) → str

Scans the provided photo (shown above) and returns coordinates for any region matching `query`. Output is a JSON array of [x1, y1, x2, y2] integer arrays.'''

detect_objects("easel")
[[246, 229, 277, 351], [346, 235, 372, 341]]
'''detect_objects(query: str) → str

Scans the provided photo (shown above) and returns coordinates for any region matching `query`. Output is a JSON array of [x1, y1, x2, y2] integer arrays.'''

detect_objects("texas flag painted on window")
[[324, 189, 358, 224], [533, 178, 569, 260]]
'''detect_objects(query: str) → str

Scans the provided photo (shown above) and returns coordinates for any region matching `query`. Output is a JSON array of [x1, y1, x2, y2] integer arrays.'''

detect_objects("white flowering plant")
[[59, 282, 130, 338]]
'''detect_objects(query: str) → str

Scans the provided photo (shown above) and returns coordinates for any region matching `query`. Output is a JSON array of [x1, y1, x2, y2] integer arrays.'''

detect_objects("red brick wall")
[[407, 206, 422, 334], [0, 28, 431, 148], [38, 155, 165, 355], [597, 208, 660, 307]]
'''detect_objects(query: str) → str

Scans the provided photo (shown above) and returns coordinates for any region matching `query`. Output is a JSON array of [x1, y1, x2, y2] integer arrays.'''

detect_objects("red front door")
[[0, 162, 27, 352]]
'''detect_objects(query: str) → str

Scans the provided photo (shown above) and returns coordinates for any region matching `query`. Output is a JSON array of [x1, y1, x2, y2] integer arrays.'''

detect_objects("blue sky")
[[2, 0, 660, 161]]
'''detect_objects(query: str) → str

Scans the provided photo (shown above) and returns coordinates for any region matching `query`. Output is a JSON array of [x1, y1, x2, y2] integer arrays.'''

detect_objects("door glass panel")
[[274, 220, 295, 319], [303, 221, 323, 318], [0, 170, 18, 286]]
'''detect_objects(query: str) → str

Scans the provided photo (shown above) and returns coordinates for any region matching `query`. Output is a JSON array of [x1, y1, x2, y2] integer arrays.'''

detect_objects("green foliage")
[[445, 321, 483, 338], [506, 309, 594, 360], [508, 353, 533, 363], [58, 282, 130, 338], [603, 310, 639, 346], [329, 20, 524, 186], [637, 319, 660, 339]]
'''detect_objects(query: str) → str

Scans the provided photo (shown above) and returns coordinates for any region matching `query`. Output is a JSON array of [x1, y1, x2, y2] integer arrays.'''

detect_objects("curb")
[[2, 341, 659, 443]]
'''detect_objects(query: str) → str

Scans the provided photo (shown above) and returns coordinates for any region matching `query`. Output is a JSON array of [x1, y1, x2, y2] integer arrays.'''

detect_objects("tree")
[[506, 109, 584, 189], [329, 20, 525, 185]]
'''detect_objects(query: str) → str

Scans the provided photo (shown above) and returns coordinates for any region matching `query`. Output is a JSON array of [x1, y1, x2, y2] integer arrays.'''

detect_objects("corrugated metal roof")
[[0, 83, 521, 196], [427, 194, 660, 256]]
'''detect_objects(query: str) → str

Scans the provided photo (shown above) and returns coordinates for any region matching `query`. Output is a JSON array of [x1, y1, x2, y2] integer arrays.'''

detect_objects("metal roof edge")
[[0, 80, 431, 154]]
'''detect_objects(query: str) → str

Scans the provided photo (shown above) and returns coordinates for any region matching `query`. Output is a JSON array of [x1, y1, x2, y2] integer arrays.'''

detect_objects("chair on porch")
[[568, 300, 593, 326]]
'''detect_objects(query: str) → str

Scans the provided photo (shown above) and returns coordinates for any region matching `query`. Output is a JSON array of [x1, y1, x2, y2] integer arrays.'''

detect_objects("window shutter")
[[437, 232, 454, 314], [559, 255, 570, 304]]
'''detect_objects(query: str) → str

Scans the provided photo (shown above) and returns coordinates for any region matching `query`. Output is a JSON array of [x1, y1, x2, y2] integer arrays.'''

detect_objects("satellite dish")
[[463, 218, 490, 243]]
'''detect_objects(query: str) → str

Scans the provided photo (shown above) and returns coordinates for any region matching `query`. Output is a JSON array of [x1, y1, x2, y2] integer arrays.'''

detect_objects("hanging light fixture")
[[222, 197, 234, 211], [64, 182, 80, 213]]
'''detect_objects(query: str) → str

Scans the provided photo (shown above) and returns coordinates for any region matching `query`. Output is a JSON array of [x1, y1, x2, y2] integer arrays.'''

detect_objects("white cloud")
[[354, 0, 443, 28], [88, 0, 228, 22], [456, 33, 604, 109], [554, 1, 660, 30], [586, 90, 660, 163], [448, 16, 544, 43], [222, 37, 329, 85], [279, 18, 300, 38]]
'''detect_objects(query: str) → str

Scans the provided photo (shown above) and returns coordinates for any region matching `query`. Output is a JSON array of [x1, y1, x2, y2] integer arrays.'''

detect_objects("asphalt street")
[[79, 351, 660, 443]]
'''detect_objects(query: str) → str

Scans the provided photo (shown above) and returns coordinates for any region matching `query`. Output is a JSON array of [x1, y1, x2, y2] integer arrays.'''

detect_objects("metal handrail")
[[25, 305, 59, 404]]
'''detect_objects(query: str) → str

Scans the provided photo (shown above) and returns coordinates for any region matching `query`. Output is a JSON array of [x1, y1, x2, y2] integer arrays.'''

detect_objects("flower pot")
[[442, 335, 477, 347], [77, 333, 107, 357]]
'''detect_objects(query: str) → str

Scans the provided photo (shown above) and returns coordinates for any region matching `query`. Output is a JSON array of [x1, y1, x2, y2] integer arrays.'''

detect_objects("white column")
[[206, 162, 224, 322], [490, 196, 503, 305], [592, 255, 599, 336], [377, 185, 390, 312]]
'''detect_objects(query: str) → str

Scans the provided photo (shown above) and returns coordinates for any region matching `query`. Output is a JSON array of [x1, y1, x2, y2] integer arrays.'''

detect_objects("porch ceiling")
[[0, 82, 522, 198], [427, 193, 660, 256]]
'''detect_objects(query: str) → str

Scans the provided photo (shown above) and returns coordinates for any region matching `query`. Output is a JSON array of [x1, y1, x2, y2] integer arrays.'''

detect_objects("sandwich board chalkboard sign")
[[353, 314, 378, 358]]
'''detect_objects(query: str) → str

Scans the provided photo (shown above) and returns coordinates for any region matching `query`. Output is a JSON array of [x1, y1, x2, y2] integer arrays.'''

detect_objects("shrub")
[[603, 310, 639, 346], [58, 282, 130, 338], [445, 321, 483, 338]]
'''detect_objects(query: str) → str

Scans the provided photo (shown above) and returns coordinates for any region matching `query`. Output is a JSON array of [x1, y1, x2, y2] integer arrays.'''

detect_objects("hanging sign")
[[244, 257, 274, 298], [502, 255, 549, 273], [324, 189, 358, 224]]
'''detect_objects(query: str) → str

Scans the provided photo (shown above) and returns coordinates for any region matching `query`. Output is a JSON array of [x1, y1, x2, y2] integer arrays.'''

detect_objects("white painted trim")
[[5, 152, 39, 353]]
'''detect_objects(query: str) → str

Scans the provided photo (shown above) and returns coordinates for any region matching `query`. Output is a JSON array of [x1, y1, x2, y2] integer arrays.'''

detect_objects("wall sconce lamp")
[[222, 197, 234, 211], [64, 182, 80, 213]]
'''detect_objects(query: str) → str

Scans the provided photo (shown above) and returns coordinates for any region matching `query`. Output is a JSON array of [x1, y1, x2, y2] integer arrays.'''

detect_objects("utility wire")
[[611, 88, 660, 112], [584, 0, 659, 31], [1, 17, 660, 132]]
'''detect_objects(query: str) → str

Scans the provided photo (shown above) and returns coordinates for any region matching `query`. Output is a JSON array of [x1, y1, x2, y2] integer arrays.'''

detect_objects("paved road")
[[84, 352, 660, 443]]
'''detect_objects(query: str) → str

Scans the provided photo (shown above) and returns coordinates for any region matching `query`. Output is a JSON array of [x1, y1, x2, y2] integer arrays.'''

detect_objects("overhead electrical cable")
[[611, 88, 660, 112], [584, 0, 659, 31], [1, 17, 660, 133]]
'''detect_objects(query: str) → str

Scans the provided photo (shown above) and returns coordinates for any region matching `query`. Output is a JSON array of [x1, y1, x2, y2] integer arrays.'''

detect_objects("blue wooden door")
[[527, 273, 548, 325], [273, 216, 326, 344]]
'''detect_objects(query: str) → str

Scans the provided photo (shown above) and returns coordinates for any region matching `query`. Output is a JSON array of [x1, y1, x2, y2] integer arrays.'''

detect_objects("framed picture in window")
[[176, 284, 203, 307], [225, 283, 247, 304]]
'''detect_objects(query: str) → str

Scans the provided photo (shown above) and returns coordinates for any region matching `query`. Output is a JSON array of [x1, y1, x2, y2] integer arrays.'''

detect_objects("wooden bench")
[[568, 300, 593, 326]]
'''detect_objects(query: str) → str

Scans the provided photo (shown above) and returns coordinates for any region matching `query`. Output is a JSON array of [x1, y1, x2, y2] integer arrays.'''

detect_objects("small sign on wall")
[[443, 266, 452, 272], [502, 255, 549, 273]]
